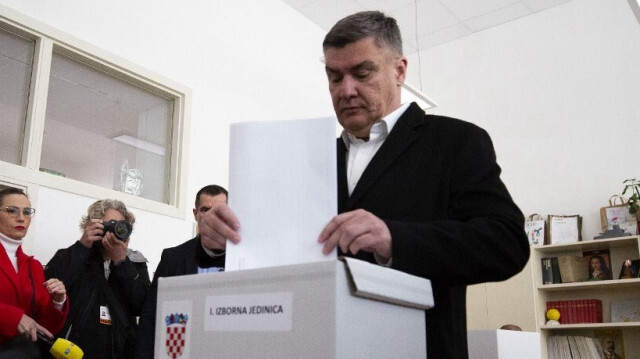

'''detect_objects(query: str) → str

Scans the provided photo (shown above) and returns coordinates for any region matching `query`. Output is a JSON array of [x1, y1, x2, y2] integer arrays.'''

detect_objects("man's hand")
[[17, 314, 52, 342], [317, 209, 392, 261], [44, 278, 67, 303], [199, 202, 241, 251], [79, 219, 105, 248], [102, 232, 128, 264]]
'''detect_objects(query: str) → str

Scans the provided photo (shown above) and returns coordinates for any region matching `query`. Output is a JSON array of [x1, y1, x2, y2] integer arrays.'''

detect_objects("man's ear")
[[192, 208, 198, 220], [395, 57, 408, 85]]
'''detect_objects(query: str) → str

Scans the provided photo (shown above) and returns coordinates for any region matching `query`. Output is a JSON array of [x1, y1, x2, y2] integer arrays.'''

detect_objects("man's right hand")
[[79, 218, 104, 248], [199, 203, 241, 251]]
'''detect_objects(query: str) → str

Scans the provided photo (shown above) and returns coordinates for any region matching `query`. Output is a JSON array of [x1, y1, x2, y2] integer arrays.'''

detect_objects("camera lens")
[[103, 219, 132, 240], [114, 222, 129, 239]]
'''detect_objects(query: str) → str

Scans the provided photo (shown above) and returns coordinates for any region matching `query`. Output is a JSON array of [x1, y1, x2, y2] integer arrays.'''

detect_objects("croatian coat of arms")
[[165, 313, 189, 359]]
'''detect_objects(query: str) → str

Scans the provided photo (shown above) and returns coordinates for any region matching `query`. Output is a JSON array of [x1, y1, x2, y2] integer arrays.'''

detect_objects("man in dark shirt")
[[135, 185, 228, 358]]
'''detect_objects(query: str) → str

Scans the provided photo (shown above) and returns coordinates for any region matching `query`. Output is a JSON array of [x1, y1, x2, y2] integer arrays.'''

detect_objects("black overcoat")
[[339, 102, 530, 359]]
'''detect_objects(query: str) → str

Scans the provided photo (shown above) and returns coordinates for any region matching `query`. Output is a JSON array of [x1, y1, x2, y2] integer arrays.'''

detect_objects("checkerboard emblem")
[[165, 313, 189, 359]]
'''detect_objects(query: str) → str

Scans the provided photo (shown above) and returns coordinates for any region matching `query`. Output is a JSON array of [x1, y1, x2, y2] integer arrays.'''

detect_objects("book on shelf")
[[610, 299, 640, 323], [557, 255, 588, 283], [541, 257, 562, 284], [594, 329, 625, 359], [547, 335, 572, 359], [547, 335, 603, 359], [546, 299, 602, 324]]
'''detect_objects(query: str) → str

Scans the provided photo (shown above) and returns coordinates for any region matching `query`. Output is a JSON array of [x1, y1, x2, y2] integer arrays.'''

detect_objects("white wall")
[[415, 0, 640, 235], [406, 0, 640, 330], [0, 0, 334, 272]]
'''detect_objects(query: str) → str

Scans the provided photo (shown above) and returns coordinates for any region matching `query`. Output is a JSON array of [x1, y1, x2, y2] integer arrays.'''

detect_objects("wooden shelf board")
[[537, 278, 640, 291], [540, 321, 640, 330], [534, 236, 639, 254]]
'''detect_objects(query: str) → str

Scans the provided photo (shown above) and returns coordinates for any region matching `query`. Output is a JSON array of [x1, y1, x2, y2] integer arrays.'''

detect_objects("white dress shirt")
[[339, 103, 410, 266], [341, 102, 410, 195]]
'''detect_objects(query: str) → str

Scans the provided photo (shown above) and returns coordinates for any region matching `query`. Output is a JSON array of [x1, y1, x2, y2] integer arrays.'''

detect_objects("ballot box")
[[155, 257, 433, 359], [467, 330, 541, 359]]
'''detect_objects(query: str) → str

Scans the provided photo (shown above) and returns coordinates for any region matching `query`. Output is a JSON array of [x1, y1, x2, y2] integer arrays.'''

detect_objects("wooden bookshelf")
[[532, 235, 640, 359]]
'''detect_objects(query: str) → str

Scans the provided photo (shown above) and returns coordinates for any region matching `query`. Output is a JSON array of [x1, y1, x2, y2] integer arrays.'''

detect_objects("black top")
[[45, 241, 150, 359], [338, 103, 529, 358], [135, 236, 224, 359]]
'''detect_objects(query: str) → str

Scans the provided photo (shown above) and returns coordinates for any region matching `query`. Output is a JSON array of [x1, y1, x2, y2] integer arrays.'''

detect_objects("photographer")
[[45, 199, 150, 359]]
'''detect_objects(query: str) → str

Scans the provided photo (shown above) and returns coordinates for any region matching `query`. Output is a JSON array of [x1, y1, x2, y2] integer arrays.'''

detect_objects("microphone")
[[37, 332, 84, 359]]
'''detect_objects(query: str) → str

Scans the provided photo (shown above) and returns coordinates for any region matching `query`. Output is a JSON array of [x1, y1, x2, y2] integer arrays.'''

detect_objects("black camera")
[[102, 220, 133, 240]]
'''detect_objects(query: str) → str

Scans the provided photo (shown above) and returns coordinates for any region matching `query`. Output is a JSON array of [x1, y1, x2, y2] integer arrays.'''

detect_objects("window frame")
[[0, 5, 190, 218]]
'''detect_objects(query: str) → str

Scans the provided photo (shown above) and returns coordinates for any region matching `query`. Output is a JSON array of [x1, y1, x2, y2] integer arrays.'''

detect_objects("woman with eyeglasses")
[[0, 187, 68, 359]]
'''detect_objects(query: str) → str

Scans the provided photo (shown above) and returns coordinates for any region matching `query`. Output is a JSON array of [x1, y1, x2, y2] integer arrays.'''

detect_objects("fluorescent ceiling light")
[[113, 134, 165, 156], [629, 0, 640, 25], [402, 82, 437, 110]]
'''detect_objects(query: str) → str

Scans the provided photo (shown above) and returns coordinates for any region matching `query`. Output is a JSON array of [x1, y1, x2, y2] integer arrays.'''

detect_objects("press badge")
[[100, 305, 112, 325]]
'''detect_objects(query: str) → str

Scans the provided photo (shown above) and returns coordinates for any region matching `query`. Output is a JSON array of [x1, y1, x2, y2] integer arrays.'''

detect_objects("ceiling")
[[282, 0, 574, 54]]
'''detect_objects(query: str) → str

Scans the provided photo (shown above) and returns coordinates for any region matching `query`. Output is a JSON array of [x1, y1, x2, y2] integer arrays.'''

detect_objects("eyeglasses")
[[0, 206, 37, 218]]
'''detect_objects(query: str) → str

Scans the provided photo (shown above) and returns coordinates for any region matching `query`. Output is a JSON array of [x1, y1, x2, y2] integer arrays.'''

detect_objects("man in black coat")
[[45, 199, 149, 359], [135, 185, 228, 359], [200, 11, 529, 359]]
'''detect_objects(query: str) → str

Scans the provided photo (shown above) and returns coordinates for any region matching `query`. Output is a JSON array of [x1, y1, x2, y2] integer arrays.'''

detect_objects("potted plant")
[[622, 178, 640, 233]]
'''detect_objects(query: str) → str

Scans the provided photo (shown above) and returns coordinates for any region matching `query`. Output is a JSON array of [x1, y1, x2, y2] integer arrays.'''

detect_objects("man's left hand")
[[102, 232, 128, 264], [317, 209, 392, 261]]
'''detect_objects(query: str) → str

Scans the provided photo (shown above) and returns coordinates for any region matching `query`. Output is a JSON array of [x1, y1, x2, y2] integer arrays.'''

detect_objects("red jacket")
[[0, 245, 69, 344]]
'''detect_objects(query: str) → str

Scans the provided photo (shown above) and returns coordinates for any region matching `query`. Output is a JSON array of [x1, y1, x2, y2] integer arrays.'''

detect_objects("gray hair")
[[79, 199, 135, 230], [322, 11, 403, 56]]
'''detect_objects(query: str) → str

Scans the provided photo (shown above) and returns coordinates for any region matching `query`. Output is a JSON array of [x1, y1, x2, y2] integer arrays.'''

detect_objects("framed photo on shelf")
[[583, 250, 613, 281], [618, 259, 640, 279], [594, 329, 625, 359]]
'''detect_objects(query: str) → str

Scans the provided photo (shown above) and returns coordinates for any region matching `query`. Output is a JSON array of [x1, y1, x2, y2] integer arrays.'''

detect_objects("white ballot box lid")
[[341, 257, 433, 310]]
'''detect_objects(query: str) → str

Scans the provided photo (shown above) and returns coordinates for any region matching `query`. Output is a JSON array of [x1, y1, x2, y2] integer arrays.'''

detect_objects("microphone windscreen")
[[50, 338, 84, 359]]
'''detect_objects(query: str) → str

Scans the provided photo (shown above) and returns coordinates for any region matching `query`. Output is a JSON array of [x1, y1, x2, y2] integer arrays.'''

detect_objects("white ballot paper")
[[225, 117, 337, 271]]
